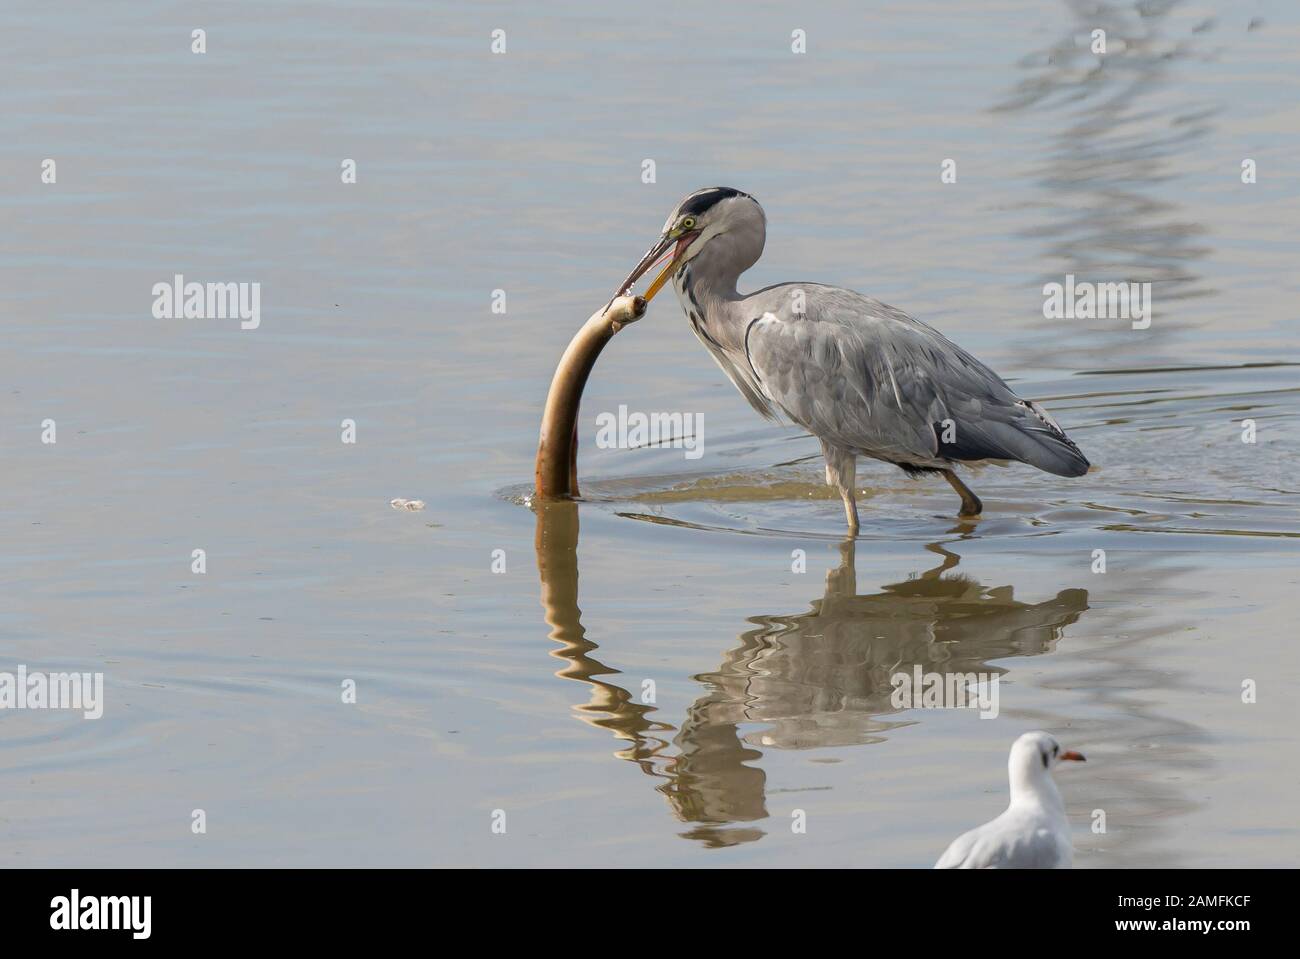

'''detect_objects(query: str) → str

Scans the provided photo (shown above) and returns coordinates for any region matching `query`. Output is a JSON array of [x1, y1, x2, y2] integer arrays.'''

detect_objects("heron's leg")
[[821, 442, 860, 534], [943, 469, 982, 517], [841, 489, 860, 533]]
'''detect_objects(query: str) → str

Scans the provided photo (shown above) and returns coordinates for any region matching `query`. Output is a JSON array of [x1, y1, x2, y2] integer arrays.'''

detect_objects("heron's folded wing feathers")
[[740, 288, 1088, 474]]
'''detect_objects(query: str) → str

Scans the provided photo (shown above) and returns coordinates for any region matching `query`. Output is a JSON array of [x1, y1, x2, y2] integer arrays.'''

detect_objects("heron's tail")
[[937, 399, 1090, 477]]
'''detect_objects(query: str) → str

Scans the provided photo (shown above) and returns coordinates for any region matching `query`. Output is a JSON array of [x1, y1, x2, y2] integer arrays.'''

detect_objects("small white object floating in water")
[[390, 498, 425, 511], [934, 730, 1086, 869]]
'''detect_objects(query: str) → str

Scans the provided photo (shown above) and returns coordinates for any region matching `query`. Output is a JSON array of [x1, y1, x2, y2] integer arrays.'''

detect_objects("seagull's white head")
[[1007, 731, 1085, 804]]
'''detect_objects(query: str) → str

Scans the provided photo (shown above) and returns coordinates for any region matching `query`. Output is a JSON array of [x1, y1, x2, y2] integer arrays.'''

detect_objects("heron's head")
[[614, 187, 765, 303]]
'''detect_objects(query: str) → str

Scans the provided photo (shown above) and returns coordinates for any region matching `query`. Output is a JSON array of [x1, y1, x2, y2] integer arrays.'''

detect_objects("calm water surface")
[[3, 1, 1298, 866]]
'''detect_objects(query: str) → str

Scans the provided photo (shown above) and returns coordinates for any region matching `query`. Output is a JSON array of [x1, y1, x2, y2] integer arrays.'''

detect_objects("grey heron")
[[614, 187, 1089, 531]]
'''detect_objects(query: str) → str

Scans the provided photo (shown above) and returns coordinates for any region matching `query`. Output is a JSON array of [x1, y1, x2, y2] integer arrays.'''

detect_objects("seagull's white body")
[[935, 731, 1082, 869]]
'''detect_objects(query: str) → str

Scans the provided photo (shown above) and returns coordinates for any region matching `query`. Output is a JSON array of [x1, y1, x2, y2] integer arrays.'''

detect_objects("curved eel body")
[[534, 295, 645, 499]]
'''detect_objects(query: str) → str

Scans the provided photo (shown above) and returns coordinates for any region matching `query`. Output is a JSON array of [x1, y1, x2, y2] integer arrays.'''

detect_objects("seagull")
[[935, 730, 1086, 869]]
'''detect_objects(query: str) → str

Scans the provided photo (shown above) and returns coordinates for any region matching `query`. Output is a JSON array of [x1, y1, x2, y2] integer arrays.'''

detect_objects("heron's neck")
[[673, 236, 754, 353]]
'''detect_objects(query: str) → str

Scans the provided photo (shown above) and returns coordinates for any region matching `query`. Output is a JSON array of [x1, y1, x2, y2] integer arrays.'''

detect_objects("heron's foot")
[[943, 470, 983, 518]]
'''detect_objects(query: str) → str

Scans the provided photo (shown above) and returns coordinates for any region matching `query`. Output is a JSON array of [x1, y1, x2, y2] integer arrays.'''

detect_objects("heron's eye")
[[680, 216, 697, 230]]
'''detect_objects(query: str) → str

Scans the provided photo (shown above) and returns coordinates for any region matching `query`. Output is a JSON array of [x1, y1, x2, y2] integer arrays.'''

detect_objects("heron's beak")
[[613, 230, 700, 305], [1059, 750, 1086, 762]]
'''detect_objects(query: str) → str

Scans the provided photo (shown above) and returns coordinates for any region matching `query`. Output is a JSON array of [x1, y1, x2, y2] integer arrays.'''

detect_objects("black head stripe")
[[677, 187, 752, 218]]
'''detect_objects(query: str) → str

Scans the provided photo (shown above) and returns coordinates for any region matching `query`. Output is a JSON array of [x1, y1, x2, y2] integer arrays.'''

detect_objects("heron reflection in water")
[[534, 502, 1089, 847]]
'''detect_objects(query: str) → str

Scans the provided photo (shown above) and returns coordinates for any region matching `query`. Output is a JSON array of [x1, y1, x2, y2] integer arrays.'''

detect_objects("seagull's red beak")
[[1059, 750, 1086, 762]]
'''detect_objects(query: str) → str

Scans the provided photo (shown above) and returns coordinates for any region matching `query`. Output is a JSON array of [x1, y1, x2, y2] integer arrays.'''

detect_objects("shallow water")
[[2, 1, 1298, 866]]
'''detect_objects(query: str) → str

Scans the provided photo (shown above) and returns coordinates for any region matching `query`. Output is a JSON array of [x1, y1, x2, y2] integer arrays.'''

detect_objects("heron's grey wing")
[[738, 287, 991, 465], [739, 286, 1089, 475]]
